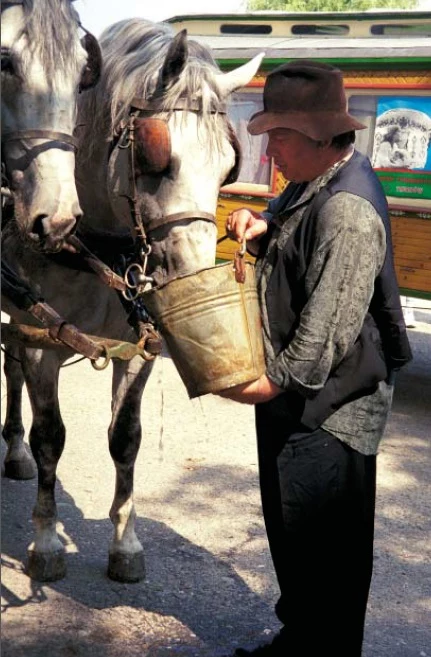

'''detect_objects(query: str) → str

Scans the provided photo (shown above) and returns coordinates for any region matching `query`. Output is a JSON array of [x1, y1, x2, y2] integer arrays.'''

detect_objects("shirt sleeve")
[[266, 192, 387, 397]]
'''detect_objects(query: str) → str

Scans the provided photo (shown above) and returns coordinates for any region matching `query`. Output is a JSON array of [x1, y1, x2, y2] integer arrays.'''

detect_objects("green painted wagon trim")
[[399, 288, 431, 301], [216, 57, 431, 71]]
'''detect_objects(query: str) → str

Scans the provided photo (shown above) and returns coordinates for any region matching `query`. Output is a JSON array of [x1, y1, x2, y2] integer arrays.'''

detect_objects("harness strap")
[[130, 97, 227, 114], [2, 130, 78, 150], [1, 322, 162, 364], [66, 235, 127, 292], [144, 211, 217, 234], [29, 301, 105, 360], [1, 260, 40, 311]]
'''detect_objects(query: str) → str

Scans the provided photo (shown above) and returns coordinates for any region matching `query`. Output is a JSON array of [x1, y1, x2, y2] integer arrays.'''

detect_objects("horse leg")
[[22, 350, 67, 582], [107, 357, 154, 582], [2, 346, 37, 480]]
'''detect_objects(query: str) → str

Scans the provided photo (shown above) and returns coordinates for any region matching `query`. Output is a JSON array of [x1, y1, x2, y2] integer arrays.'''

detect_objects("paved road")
[[1, 302, 430, 657]]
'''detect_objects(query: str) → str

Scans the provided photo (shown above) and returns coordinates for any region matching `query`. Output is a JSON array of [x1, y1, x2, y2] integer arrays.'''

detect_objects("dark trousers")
[[256, 404, 377, 657]]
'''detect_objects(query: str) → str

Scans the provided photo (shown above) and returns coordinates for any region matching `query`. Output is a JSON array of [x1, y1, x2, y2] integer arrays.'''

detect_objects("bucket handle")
[[233, 238, 247, 284], [217, 234, 247, 284]]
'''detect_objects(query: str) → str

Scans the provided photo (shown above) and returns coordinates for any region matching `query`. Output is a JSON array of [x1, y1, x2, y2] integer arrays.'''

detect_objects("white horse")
[[2, 18, 263, 583], [1, 0, 101, 481], [1, 0, 101, 251]]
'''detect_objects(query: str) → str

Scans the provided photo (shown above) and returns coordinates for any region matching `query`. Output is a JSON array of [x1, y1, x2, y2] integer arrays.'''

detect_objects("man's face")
[[266, 128, 324, 182]]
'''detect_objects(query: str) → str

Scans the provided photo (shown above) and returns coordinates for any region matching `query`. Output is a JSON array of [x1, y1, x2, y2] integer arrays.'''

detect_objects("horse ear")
[[217, 52, 265, 98], [80, 32, 102, 91], [160, 29, 188, 92]]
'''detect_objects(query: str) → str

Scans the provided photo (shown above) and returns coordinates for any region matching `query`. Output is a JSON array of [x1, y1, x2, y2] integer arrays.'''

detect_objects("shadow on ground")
[[1, 457, 277, 657]]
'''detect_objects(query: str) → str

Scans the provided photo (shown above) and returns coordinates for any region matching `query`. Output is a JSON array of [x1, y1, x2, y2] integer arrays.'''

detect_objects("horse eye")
[[1, 48, 15, 75]]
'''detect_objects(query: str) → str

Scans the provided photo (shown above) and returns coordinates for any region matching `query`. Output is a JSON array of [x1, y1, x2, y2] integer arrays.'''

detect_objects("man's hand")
[[226, 208, 268, 244], [216, 374, 283, 405]]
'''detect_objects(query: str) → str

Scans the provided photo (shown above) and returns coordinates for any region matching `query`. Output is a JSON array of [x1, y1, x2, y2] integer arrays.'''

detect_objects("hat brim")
[[248, 110, 367, 141]]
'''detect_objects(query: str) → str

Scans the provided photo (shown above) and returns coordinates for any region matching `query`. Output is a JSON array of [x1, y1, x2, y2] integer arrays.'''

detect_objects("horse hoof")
[[26, 549, 67, 582], [4, 457, 37, 480], [108, 550, 146, 583]]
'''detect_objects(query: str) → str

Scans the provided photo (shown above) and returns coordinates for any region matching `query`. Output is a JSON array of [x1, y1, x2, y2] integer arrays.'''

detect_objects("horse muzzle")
[[27, 210, 81, 252]]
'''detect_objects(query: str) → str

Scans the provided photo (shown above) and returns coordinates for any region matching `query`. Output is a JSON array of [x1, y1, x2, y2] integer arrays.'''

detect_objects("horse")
[[1, 0, 101, 482], [1, 0, 101, 252], [1, 18, 263, 583]]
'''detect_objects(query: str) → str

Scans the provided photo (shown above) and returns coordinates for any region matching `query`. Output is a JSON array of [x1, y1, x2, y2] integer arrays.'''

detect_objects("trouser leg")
[[256, 407, 376, 657]]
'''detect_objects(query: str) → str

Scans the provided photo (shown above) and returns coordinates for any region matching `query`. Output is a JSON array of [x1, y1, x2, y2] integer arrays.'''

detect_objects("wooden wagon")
[[168, 10, 431, 301]]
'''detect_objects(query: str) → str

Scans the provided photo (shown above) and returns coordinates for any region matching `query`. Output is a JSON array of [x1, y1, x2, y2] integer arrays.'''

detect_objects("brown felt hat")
[[248, 59, 366, 141]]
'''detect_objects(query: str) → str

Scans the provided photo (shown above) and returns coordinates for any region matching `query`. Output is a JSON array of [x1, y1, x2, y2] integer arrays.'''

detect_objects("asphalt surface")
[[1, 301, 430, 657]]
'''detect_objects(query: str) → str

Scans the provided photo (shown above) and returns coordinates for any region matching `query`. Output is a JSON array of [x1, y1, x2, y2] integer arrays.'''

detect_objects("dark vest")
[[260, 150, 412, 429]]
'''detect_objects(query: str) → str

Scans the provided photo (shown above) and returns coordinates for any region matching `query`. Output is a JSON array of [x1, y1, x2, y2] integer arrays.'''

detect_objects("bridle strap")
[[2, 130, 78, 150], [117, 101, 220, 256], [144, 211, 217, 235], [130, 97, 227, 114]]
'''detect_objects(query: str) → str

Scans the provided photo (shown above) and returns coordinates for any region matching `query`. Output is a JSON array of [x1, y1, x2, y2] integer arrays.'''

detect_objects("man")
[[219, 60, 412, 657]]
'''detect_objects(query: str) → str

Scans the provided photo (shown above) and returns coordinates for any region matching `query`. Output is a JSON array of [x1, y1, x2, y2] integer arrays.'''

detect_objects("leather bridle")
[[108, 96, 238, 299], [1, 131, 78, 169], [115, 96, 238, 240]]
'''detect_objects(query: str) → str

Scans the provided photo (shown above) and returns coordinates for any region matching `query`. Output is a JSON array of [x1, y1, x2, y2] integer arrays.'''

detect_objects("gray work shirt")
[[256, 157, 394, 455]]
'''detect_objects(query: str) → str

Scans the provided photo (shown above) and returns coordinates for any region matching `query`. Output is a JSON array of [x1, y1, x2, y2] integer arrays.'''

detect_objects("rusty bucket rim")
[[143, 260, 250, 296]]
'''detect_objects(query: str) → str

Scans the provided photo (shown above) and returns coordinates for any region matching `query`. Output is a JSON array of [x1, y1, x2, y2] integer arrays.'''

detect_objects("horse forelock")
[[77, 18, 229, 157], [21, 0, 81, 80]]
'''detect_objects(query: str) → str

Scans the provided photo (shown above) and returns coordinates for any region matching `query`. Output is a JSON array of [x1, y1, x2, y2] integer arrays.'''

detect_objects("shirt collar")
[[304, 147, 355, 199]]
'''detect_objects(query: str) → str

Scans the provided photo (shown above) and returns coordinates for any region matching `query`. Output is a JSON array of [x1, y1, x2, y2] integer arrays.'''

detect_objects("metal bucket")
[[142, 261, 265, 398]]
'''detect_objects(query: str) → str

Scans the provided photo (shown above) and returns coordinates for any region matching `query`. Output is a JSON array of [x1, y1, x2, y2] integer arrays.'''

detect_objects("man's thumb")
[[245, 220, 267, 241]]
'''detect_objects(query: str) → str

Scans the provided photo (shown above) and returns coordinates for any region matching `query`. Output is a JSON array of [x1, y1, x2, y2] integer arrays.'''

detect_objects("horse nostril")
[[31, 214, 80, 241], [31, 214, 48, 240]]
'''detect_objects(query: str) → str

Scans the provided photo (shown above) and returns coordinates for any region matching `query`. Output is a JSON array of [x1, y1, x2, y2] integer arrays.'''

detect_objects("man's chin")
[[279, 166, 294, 181]]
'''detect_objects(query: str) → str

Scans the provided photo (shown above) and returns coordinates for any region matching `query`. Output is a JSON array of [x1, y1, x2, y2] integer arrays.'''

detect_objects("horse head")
[[1, 0, 101, 252], [76, 20, 263, 284]]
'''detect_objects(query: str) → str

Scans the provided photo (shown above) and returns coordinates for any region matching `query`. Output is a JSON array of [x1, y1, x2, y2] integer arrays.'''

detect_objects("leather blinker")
[[134, 118, 171, 175]]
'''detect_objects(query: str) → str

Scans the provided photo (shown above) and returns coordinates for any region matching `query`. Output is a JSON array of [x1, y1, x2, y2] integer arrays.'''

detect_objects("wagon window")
[[370, 23, 431, 37], [220, 24, 272, 35], [224, 90, 273, 194], [347, 95, 378, 158], [291, 24, 349, 36]]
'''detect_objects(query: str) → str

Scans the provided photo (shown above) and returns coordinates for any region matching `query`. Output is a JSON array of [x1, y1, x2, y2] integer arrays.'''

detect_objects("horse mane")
[[77, 18, 229, 157], [21, 0, 80, 79]]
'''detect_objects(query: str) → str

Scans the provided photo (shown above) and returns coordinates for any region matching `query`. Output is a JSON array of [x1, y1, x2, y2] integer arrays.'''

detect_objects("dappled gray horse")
[[2, 18, 263, 583], [1, 0, 100, 251]]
